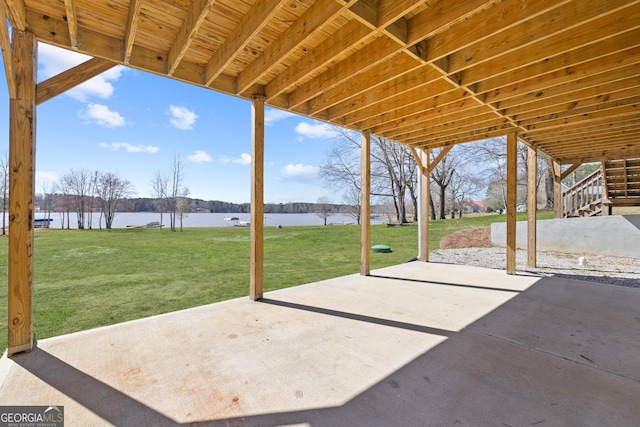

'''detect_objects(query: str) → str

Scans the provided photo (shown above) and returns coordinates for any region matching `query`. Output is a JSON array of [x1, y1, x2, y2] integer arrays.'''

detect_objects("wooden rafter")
[[235, 0, 355, 95], [122, 0, 142, 64], [428, 146, 453, 174], [36, 57, 116, 105], [0, 2, 15, 98], [3, 0, 25, 30], [5, 0, 640, 167], [168, 0, 217, 76], [63, 0, 78, 49], [265, 19, 373, 101], [560, 164, 583, 181], [205, 0, 287, 86]]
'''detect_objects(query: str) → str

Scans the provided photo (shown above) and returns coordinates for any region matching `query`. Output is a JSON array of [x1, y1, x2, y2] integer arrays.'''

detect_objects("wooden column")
[[418, 148, 430, 262], [250, 95, 265, 300], [552, 160, 563, 218], [527, 146, 537, 268], [360, 130, 370, 276], [506, 132, 517, 274], [8, 31, 37, 355]]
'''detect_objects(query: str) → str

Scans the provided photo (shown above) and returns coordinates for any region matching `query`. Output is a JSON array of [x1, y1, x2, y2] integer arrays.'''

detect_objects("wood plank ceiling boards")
[[5, 0, 640, 164]]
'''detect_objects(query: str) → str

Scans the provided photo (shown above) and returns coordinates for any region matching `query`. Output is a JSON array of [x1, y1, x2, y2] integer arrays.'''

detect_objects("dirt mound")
[[440, 227, 492, 249]]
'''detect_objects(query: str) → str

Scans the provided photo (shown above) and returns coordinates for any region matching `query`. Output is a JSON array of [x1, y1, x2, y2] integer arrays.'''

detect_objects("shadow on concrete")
[[260, 298, 453, 337], [369, 273, 525, 293], [12, 347, 175, 426], [10, 277, 640, 426], [524, 271, 640, 289]]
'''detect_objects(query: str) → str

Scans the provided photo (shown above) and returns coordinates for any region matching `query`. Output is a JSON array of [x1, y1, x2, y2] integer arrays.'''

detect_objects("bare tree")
[[150, 170, 169, 229], [447, 170, 482, 218], [430, 149, 458, 220], [341, 186, 361, 224], [1, 153, 8, 235], [464, 138, 543, 212], [86, 170, 100, 229], [320, 128, 418, 224], [95, 172, 134, 229], [176, 187, 190, 231], [65, 169, 92, 229], [315, 196, 335, 225], [54, 177, 72, 229], [169, 154, 185, 232], [372, 138, 418, 223], [40, 181, 55, 228]]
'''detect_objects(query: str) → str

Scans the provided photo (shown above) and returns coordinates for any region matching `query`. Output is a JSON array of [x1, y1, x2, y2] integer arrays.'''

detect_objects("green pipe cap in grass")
[[371, 244, 392, 253]]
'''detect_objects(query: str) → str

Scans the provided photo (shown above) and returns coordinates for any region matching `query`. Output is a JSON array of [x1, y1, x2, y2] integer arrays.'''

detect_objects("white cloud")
[[265, 108, 296, 125], [38, 43, 125, 101], [36, 171, 59, 190], [280, 164, 319, 179], [168, 105, 198, 130], [295, 122, 340, 139], [81, 103, 126, 127], [222, 153, 252, 165], [187, 150, 213, 163], [99, 142, 159, 153]]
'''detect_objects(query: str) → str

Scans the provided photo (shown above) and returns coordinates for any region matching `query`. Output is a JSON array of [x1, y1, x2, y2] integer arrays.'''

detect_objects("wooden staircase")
[[562, 158, 640, 218], [602, 158, 640, 213], [563, 168, 604, 218]]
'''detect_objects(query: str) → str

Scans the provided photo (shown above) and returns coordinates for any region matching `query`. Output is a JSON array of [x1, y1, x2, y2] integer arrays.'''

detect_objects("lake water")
[[27, 212, 364, 229]]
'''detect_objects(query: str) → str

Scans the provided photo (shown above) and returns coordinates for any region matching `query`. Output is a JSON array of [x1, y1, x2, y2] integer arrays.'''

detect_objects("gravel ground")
[[429, 247, 640, 289]]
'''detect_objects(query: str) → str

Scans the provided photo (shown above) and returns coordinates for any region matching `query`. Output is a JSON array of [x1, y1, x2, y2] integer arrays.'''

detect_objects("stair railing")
[[562, 168, 604, 218]]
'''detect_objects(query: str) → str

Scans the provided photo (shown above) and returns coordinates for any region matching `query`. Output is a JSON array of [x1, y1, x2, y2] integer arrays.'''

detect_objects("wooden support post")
[[601, 161, 611, 216], [552, 160, 563, 218], [360, 130, 370, 276], [527, 147, 537, 268], [8, 31, 37, 356], [418, 148, 430, 262], [506, 132, 517, 275], [250, 95, 265, 300]]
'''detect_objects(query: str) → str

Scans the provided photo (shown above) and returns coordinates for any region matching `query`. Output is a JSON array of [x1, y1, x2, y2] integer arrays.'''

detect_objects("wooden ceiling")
[[3, 0, 640, 164]]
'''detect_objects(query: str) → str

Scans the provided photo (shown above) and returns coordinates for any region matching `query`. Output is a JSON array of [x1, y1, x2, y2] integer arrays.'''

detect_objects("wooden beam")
[[122, 0, 142, 64], [266, 20, 372, 101], [527, 146, 537, 268], [560, 163, 582, 181], [601, 161, 611, 216], [307, 53, 425, 117], [63, 0, 79, 49], [482, 37, 640, 103], [419, 148, 430, 262], [428, 146, 453, 173], [552, 160, 563, 218], [8, 31, 36, 356], [250, 95, 265, 301], [26, 12, 242, 98], [360, 129, 371, 276], [409, 145, 424, 175], [461, 1, 640, 87], [407, 0, 489, 46], [168, 0, 216, 76], [205, 0, 287, 86], [236, 0, 351, 95], [3, 0, 26, 31], [36, 57, 116, 105], [0, 4, 16, 99], [506, 131, 517, 274], [286, 35, 402, 110]]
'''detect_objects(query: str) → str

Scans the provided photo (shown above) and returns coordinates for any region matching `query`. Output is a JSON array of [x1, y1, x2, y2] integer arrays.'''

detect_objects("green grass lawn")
[[0, 212, 553, 351]]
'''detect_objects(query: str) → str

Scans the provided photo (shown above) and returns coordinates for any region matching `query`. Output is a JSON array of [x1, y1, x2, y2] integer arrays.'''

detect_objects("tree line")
[[2, 139, 598, 234], [318, 129, 598, 224]]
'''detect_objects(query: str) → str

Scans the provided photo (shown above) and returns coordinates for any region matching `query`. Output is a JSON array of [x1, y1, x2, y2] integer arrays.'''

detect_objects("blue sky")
[[0, 43, 346, 204]]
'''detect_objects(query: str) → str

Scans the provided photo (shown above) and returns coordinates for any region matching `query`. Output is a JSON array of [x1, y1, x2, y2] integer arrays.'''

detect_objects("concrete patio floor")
[[1, 262, 639, 426]]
